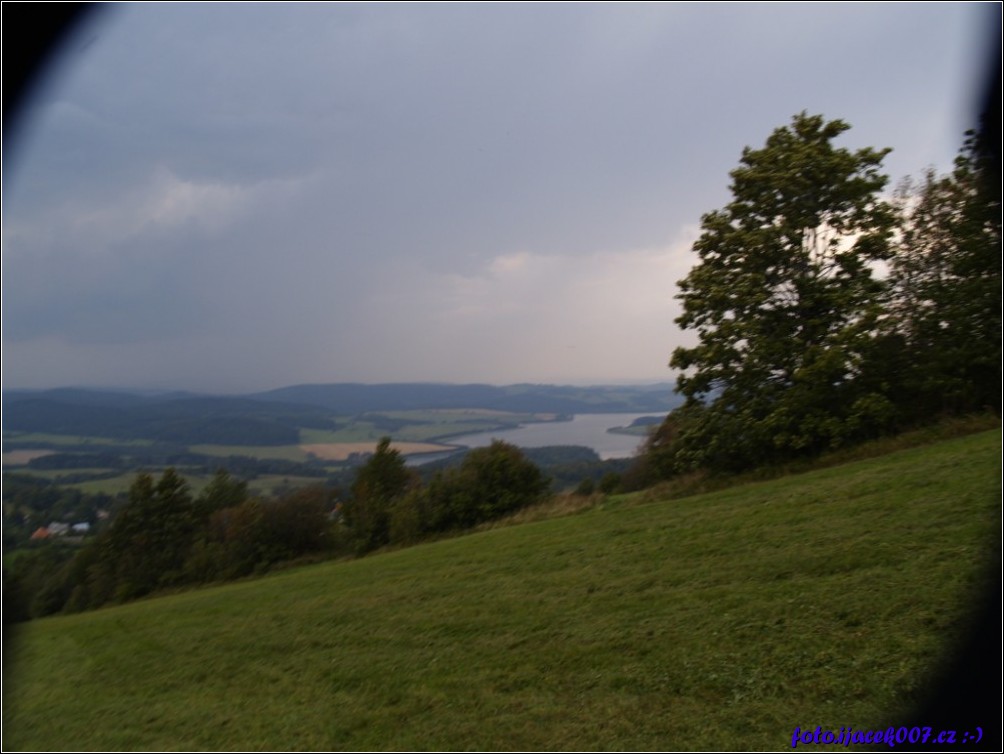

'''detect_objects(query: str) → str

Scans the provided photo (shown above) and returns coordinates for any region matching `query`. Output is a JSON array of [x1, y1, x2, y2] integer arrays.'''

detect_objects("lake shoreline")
[[407, 412, 664, 464]]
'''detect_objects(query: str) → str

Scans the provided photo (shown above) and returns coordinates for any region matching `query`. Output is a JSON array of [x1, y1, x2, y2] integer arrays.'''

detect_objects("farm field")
[[301, 409, 554, 444], [301, 441, 455, 462], [3, 410, 548, 469], [1, 409, 558, 496], [73, 471, 214, 497], [2, 433, 155, 447], [4, 429, 999, 751], [189, 443, 312, 462], [1, 450, 57, 466]]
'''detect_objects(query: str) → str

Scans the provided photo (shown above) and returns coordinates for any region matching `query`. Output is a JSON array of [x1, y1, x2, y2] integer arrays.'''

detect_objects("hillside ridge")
[[5, 428, 999, 751]]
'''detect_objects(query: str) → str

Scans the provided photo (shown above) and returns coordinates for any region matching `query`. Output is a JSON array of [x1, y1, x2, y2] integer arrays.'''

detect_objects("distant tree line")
[[4, 469, 337, 620], [635, 114, 1000, 482], [4, 439, 555, 621], [1, 444, 623, 552], [2, 395, 341, 446], [20, 447, 332, 479], [416, 444, 632, 493]]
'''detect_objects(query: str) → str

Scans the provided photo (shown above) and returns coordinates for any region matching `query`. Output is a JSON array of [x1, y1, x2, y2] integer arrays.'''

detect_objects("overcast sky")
[[2, 2, 994, 393]]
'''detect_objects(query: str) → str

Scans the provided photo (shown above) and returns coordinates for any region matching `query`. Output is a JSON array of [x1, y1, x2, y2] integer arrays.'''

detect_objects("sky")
[[2, 2, 995, 394]]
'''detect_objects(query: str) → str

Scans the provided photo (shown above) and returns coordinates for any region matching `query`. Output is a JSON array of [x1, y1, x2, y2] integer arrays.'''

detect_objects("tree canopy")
[[341, 437, 417, 553], [887, 130, 1002, 417], [666, 113, 898, 472], [391, 440, 550, 541], [645, 112, 1000, 479]]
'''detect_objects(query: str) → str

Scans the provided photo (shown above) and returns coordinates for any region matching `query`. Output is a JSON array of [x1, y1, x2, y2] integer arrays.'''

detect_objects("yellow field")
[[300, 441, 454, 461], [432, 409, 559, 420], [2, 449, 56, 466]]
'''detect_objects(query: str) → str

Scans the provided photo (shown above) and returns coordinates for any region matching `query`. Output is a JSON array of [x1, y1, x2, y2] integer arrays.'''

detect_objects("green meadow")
[[1, 433, 155, 447], [189, 443, 312, 462], [2, 411, 541, 485], [3, 429, 999, 751]]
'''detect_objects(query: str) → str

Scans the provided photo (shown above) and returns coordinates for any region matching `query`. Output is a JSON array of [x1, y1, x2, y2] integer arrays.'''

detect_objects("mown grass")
[[3, 429, 999, 751]]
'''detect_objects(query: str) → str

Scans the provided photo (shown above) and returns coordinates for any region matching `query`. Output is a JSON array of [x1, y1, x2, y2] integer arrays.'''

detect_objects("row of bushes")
[[5, 470, 336, 620], [341, 438, 550, 553], [5, 438, 554, 620]]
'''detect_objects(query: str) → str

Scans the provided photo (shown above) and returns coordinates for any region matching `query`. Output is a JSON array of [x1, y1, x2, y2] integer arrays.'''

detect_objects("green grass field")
[[300, 410, 543, 444], [3, 430, 999, 751], [1, 412, 542, 485], [1, 432, 154, 447]]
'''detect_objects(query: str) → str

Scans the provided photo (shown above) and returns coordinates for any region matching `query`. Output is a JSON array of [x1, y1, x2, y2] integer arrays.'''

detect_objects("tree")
[[450, 440, 550, 525], [196, 469, 249, 517], [668, 113, 898, 472], [598, 472, 621, 495], [61, 469, 201, 608], [257, 486, 335, 562], [342, 437, 416, 553], [390, 441, 549, 539], [888, 130, 1002, 418], [115, 469, 201, 597]]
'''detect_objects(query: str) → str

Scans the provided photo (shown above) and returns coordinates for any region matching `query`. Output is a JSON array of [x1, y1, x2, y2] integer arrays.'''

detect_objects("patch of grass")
[[189, 444, 310, 462], [1, 450, 59, 466], [299, 425, 383, 443], [4, 467, 118, 482], [245, 475, 333, 497], [476, 491, 610, 529], [393, 420, 506, 441], [55, 473, 138, 496], [641, 413, 1002, 505], [764, 413, 1001, 476], [1, 432, 154, 447], [3, 430, 999, 751], [66, 471, 213, 496], [299, 411, 546, 445]]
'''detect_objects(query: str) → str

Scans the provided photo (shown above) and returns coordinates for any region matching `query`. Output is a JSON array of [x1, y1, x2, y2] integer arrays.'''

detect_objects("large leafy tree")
[[435, 440, 550, 529], [887, 130, 1002, 417], [667, 113, 898, 472]]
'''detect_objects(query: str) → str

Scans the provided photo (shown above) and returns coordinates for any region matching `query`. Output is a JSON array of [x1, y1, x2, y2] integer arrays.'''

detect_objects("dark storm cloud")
[[2, 2, 991, 391]]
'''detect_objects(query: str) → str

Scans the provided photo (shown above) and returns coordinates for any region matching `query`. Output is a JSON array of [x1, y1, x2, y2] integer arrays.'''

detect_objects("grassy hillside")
[[3, 430, 999, 751]]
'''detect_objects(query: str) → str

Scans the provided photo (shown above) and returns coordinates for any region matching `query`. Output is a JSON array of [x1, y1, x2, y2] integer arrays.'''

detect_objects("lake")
[[408, 412, 663, 465]]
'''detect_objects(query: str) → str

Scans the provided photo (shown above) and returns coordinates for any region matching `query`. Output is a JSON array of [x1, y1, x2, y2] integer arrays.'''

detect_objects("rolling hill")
[[3, 429, 999, 751], [2, 382, 682, 446]]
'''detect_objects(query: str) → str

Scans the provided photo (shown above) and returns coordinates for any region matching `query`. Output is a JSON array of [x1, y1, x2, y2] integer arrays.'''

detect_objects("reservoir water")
[[409, 412, 663, 465]]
